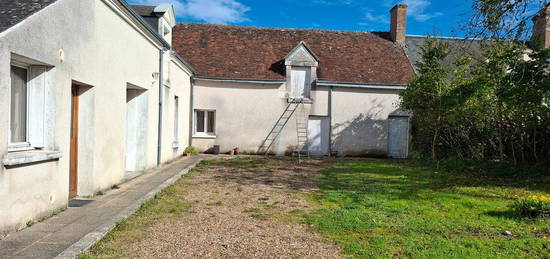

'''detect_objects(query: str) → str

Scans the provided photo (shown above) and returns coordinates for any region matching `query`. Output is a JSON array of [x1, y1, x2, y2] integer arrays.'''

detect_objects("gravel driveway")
[[95, 157, 341, 258]]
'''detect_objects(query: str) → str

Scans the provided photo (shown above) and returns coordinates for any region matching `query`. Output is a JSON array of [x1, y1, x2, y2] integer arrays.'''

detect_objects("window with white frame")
[[194, 110, 215, 136], [9, 61, 48, 150], [174, 96, 179, 141]]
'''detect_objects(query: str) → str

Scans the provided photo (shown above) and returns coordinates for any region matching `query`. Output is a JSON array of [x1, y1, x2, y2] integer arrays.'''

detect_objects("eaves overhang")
[[193, 76, 408, 90], [317, 81, 407, 90]]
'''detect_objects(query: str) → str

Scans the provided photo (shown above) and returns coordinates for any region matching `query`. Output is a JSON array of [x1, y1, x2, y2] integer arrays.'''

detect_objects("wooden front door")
[[69, 85, 79, 198]]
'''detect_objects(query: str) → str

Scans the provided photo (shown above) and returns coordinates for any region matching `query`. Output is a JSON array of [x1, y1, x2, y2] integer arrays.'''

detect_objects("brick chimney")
[[532, 5, 550, 49], [390, 3, 408, 46]]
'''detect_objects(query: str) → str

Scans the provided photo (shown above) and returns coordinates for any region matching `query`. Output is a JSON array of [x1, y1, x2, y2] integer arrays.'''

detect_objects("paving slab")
[[0, 155, 215, 259]]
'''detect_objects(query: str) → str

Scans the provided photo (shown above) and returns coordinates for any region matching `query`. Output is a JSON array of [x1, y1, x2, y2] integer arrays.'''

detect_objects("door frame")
[[69, 84, 79, 198]]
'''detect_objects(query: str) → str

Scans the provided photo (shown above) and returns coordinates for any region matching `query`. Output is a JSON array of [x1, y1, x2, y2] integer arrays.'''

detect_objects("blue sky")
[[128, 0, 475, 37]]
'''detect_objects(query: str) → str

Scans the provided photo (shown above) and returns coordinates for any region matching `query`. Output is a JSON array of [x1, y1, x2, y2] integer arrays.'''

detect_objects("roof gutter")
[[317, 81, 407, 90], [194, 77, 286, 85], [194, 77, 407, 89]]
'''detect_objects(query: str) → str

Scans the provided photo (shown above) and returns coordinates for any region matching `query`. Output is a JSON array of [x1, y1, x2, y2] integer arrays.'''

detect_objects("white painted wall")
[[331, 87, 402, 156], [192, 80, 401, 156], [161, 58, 192, 163], [192, 80, 299, 154], [0, 0, 191, 234]]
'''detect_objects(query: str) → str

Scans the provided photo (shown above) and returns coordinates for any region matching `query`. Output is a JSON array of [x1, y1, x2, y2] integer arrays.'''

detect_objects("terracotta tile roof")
[[173, 23, 415, 85], [0, 0, 57, 33]]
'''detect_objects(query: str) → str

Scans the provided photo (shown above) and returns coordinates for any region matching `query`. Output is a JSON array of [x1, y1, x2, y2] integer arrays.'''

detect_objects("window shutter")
[[28, 66, 46, 148], [291, 67, 309, 98]]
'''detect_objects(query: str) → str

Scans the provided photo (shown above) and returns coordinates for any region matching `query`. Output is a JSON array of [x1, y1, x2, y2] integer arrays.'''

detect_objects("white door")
[[388, 116, 409, 158], [125, 88, 148, 171], [308, 116, 330, 156], [291, 67, 310, 99]]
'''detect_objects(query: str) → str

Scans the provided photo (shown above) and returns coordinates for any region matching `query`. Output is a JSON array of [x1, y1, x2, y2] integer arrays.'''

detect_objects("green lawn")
[[81, 157, 549, 258], [304, 159, 550, 258]]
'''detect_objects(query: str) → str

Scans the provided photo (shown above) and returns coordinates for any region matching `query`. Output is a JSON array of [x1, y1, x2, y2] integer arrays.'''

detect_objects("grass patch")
[[207, 201, 223, 206], [243, 208, 271, 220], [276, 209, 308, 224], [26, 220, 35, 228], [304, 159, 550, 258]]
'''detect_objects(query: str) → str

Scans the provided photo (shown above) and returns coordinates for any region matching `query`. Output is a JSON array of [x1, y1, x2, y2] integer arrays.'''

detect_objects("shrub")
[[511, 195, 550, 218], [184, 146, 199, 155]]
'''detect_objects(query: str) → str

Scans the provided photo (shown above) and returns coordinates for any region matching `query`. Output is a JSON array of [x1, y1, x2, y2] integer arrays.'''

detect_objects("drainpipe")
[[188, 77, 194, 147], [328, 86, 333, 157], [157, 48, 166, 167]]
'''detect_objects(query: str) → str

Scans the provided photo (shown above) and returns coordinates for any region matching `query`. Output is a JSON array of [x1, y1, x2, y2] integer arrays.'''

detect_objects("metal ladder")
[[257, 100, 300, 155], [293, 103, 310, 161]]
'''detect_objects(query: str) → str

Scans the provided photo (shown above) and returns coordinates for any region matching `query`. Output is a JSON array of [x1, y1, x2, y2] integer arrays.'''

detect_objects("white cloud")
[[363, 9, 389, 24], [402, 0, 442, 22], [130, 0, 250, 24], [358, 8, 389, 30], [312, 0, 354, 5]]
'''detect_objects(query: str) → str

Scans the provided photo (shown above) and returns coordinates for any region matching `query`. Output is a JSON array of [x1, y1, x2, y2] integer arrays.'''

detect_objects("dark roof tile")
[[405, 36, 483, 74], [0, 0, 57, 33], [128, 4, 156, 17]]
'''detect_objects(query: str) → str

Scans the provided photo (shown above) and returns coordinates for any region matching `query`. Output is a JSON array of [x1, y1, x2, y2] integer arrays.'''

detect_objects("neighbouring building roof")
[[405, 35, 482, 74], [0, 0, 57, 33], [128, 4, 160, 33], [173, 23, 416, 85], [128, 4, 156, 16]]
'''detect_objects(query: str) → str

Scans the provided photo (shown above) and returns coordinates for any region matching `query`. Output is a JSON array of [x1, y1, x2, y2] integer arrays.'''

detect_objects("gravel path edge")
[[54, 157, 208, 259]]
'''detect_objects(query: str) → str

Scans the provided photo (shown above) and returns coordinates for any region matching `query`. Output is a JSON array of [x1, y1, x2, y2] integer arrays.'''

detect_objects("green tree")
[[400, 38, 452, 159], [401, 38, 550, 164], [469, 0, 549, 40]]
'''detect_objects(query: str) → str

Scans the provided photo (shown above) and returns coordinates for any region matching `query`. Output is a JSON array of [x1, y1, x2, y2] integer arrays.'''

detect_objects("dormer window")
[[163, 24, 171, 36], [285, 42, 319, 101], [158, 19, 172, 43]]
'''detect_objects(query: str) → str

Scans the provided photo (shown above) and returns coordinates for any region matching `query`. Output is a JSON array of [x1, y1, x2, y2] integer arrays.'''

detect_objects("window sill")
[[288, 98, 313, 104], [3, 150, 63, 167], [7, 146, 34, 152], [192, 135, 217, 139]]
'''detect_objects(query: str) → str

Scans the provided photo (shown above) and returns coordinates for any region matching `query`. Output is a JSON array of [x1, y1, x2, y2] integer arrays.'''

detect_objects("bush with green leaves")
[[511, 195, 550, 218], [184, 146, 199, 155], [400, 37, 550, 165]]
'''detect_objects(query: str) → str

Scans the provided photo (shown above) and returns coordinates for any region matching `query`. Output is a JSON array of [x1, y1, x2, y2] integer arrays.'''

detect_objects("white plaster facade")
[[0, 0, 192, 234], [191, 79, 403, 156]]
